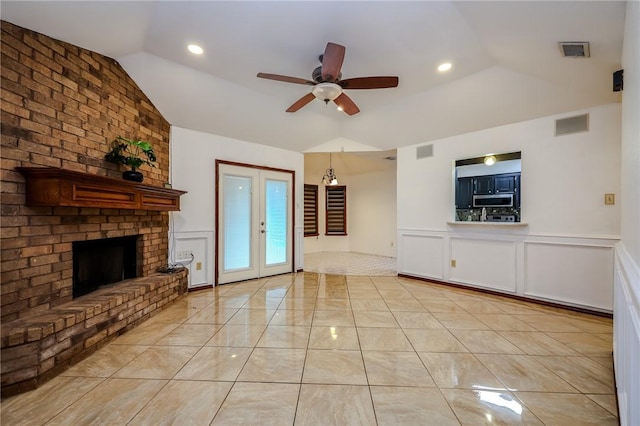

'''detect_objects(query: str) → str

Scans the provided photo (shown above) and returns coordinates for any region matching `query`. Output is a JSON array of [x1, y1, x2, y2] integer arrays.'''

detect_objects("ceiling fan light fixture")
[[312, 82, 342, 103]]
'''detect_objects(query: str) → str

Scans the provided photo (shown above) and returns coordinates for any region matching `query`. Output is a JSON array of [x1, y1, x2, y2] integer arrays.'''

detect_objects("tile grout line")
[[348, 275, 380, 426]]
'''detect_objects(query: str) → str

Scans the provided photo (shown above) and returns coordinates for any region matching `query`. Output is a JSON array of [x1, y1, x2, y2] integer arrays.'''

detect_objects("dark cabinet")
[[494, 174, 516, 193], [473, 176, 494, 195], [456, 177, 473, 208], [457, 172, 521, 211], [473, 173, 519, 195]]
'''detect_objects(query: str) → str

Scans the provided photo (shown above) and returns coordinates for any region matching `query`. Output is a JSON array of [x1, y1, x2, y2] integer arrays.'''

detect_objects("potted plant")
[[105, 136, 157, 182]]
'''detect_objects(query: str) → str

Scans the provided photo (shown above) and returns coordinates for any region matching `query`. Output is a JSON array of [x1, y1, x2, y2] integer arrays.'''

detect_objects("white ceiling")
[[1, 1, 625, 152]]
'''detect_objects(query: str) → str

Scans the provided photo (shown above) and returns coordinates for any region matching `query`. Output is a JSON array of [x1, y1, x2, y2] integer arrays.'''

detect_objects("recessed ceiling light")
[[437, 62, 452, 72], [188, 44, 204, 55], [336, 105, 344, 112]]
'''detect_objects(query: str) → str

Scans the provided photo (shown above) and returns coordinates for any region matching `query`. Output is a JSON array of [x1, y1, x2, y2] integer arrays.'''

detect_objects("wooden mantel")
[[17, 167, 187, 211]]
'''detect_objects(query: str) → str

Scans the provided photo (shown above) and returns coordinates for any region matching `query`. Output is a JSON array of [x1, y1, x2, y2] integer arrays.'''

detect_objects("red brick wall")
[[1, 21, 172, 322]]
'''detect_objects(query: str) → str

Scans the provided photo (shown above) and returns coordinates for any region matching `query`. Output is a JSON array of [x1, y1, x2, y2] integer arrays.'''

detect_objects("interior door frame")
[[215, 159, 296, 285]]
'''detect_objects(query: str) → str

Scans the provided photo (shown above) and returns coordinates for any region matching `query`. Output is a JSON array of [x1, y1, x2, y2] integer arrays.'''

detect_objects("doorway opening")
[[302, 150, 398, 275]]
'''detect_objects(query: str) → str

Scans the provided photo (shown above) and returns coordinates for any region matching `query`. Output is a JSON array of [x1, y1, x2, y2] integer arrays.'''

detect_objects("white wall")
[[169, 126, 304, 287], [619, 2, 640, 266], [348, 168, 397, 257], [397, 103, 621, 312], [304, 153, 397, 257], [614, 2, 640, 425]]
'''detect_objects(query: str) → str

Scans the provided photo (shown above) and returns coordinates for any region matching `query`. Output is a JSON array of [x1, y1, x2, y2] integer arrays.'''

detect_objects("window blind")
[[325, 185, 347, 236], [304, 184, 319, 236]]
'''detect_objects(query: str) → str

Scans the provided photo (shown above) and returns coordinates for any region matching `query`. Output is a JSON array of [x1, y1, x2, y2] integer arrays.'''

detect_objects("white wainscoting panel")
[[524, 242, 614, 310], [398, 232, 444, 279], [172, 233, 213, 288], [449, 238, 517, 292], [614, 244, 640, 426]]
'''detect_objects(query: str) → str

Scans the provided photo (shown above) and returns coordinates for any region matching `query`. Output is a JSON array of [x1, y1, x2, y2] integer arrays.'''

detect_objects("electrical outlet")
[[604, 193, 615, 205], [451, 259, 456, 268], [196, 262, 202, 270], [177, 250, 193, 260]]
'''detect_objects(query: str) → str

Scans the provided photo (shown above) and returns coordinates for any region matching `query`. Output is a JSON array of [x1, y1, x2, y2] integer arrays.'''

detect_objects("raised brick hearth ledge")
[[1, 270, 188, 397]]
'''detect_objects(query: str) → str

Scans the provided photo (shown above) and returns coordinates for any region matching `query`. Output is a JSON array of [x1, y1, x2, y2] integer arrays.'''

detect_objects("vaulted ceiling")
[[2, 1, 625, 152]]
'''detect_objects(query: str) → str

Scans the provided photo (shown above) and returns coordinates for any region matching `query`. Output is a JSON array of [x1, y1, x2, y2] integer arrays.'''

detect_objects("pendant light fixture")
[[321, 153, 339, 186]]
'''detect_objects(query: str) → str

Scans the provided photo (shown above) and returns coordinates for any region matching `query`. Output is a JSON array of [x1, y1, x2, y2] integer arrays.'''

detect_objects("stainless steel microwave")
[[473, 194, 514, 208]]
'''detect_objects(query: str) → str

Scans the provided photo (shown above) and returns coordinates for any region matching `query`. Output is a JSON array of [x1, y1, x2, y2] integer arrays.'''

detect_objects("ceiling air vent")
[[555, 113, 589, 136], [416, 144, 433, 159], [558, 42, 590, 58]]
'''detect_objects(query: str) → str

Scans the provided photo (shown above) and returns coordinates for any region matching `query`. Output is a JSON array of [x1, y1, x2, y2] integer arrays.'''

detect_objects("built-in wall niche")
[[454, 152, 521, 222]]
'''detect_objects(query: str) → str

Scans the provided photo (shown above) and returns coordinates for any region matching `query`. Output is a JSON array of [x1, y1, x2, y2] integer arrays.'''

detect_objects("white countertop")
[[447, 221, 528, 227]]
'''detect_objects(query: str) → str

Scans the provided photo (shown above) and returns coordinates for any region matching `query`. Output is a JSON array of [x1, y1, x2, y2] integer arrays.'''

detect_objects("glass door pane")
[[265, 179, 287, 265], [218, 164, 260, 285], [223, 175, 252, 271], [259, 170, 292, 277]]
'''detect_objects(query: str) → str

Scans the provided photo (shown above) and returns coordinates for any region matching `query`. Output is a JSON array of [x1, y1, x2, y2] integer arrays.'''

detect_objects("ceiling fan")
[[257, 42, 399, 116]]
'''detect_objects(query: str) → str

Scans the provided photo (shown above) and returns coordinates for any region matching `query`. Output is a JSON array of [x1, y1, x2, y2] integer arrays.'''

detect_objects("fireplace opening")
[[73, 236, 138, 298]]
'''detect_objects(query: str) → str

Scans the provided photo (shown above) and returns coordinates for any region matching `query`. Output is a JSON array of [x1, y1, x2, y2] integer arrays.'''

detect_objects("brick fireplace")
[[1, 21, 188, 396]]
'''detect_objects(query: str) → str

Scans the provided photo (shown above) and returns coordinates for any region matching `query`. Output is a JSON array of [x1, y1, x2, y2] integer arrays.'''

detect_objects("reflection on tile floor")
[[304, 251, 397, 276], [1, 273, 617, 425]]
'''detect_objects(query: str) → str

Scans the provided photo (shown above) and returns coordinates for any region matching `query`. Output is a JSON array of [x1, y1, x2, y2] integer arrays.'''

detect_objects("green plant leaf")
[[105, 137, 157, 171]]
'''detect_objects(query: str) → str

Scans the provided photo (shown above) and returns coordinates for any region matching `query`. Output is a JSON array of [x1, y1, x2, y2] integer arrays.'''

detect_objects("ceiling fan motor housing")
[[312, 66, 341, 83]]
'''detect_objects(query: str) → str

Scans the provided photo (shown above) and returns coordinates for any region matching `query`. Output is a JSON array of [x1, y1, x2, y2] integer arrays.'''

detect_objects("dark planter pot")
[[122, 170, 143, 183]]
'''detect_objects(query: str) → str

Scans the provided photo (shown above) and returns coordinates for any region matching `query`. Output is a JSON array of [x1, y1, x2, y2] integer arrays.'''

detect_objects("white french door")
[[217, 163, 293, 284]]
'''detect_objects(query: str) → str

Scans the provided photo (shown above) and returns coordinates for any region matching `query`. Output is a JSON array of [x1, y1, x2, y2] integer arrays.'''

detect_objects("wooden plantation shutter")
[[325, 185, 347, 236], [304, 184, 319, 236]]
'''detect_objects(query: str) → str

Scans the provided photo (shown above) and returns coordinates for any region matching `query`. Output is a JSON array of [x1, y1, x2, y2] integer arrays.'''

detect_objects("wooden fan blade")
[[321, 42, 346, 82], [286, 93, 316, 112], [257, 73, 315, 85], [334, 93, 360, 116], [339, 76, 399, 90]]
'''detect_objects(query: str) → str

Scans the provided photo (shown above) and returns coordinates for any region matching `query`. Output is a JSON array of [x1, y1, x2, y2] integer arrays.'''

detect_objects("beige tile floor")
[[1, 273, 617, 425]]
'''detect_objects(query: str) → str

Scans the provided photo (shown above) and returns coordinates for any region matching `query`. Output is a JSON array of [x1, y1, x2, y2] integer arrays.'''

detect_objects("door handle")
[[261, 230, 266, 234]]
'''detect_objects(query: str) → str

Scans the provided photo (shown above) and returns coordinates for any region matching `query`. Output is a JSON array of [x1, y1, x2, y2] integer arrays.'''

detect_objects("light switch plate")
[[604, 193, 615, 205]]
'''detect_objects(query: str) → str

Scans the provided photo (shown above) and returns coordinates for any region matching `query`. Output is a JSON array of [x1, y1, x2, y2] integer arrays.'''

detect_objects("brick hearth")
[[1, 270, 187, 396], [1, 21, 187, 396]]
